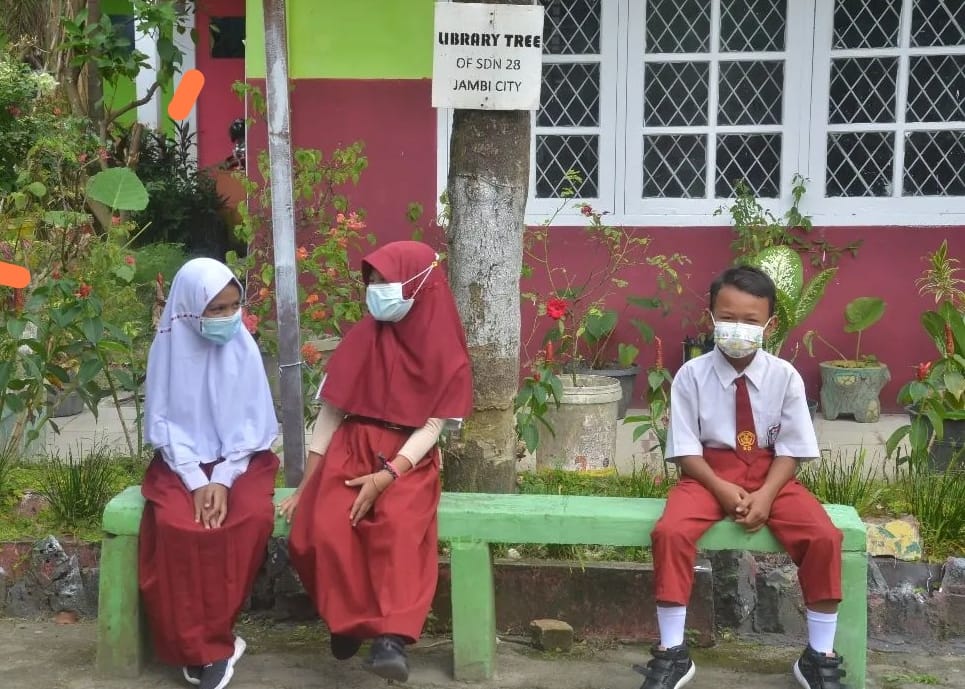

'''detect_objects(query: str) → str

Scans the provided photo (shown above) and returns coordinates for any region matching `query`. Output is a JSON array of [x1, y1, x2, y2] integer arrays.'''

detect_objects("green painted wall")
[[246, 0, 434, 79]]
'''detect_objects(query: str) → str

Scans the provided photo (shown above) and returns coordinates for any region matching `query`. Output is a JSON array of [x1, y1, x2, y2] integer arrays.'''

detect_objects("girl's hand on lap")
[[205, 483, 229, 528], [277, 490, 301, 523], [345, 471, 394, 526]]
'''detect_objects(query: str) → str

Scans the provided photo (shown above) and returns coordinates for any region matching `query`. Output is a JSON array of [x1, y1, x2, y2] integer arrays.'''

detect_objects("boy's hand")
[[734, 490, 774, 532], [711, 480, 749, 517]]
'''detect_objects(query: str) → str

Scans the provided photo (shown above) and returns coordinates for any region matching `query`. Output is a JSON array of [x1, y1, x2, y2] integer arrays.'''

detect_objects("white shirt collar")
[[711, 346, 768, 390]]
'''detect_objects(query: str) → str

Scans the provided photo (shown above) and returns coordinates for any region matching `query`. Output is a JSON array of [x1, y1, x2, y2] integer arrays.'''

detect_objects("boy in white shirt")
[[636, 266, 847, 689]]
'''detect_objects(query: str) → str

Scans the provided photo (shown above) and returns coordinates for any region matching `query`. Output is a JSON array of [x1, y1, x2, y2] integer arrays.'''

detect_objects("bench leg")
[[96, 533, 147, 677], [836, 551, 868, 689], [450, 540, 496, 681]]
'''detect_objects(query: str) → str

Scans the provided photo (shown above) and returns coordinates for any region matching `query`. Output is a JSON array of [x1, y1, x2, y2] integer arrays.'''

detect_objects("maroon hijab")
[[321, 241, 474, 428]]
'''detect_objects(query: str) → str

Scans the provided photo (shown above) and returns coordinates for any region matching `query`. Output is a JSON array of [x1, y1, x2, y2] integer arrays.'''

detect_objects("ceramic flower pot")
[[535, 374, 622, 471], [819, 361, 890, 423]]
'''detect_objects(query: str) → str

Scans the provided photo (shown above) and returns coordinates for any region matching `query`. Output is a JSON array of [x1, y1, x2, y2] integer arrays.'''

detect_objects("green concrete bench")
[[97, 486, 868, 686]]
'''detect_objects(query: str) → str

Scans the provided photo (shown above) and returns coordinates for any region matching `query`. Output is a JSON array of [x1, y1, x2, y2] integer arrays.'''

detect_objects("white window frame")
[[434, 0, 965, 227]]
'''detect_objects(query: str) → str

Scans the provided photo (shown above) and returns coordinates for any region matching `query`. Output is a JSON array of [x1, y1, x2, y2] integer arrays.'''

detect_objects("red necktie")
[[734, 375, 757, 463]]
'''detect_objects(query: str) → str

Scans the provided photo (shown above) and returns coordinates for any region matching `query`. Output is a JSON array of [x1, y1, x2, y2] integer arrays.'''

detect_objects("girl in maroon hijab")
[[279, 241, 473, 682]]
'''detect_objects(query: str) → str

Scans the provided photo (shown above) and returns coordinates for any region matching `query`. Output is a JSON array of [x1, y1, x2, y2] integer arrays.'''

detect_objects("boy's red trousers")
[[652, 446, 842, 606]]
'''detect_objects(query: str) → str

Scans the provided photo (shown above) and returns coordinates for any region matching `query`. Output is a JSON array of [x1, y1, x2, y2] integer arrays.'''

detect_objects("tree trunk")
[[443, 1, 532, 493], [85, 0, 105, 129], [262, 0, 305, 487]]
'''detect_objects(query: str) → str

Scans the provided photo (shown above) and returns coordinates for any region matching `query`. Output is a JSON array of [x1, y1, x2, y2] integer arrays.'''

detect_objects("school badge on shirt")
[[766, 423, 781, 448], [737, 430, 756, 451]]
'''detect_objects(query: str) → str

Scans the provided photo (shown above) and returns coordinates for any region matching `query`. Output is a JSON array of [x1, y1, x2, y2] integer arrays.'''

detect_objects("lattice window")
[[825, 0, 965, 198], [534, 0, 603, 199], [636, 0, 789, 201]]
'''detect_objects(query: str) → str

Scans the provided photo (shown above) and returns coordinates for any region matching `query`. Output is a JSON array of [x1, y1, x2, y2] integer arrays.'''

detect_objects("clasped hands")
[[192, 482, 229, 529], [713, 480, 774, 532]]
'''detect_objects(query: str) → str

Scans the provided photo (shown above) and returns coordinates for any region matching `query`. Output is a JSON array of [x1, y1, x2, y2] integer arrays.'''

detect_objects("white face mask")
[[712, 316, 770, 359], [365, 257, 438, 322]]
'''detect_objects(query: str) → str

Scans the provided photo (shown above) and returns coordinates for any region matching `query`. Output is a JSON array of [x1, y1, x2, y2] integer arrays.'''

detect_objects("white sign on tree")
[[432, 2, 545, 111]]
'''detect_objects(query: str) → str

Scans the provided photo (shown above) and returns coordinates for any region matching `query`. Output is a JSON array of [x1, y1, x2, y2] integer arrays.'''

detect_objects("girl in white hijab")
[[140, 258, 278, 689]]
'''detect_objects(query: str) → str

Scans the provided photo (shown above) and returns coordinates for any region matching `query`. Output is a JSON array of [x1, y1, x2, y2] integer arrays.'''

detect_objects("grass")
[[893, 462, 965, 560], [0, 447, 145, 542], [799, 447, 884, 516]]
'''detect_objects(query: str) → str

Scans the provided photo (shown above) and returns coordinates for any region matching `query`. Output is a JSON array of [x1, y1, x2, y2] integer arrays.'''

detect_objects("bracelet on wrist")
[[381, 458, 400, 480]]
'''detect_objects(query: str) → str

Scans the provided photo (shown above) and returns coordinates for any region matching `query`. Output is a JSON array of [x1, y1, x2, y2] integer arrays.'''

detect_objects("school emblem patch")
[[737, 430, 756, 452]]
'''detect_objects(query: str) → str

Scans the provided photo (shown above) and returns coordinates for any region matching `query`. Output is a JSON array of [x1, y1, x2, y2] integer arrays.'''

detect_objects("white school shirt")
[[664, 347, 820, 463]]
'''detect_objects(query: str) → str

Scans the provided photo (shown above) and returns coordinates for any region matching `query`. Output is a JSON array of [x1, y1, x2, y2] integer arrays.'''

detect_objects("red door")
[[194, 0, 246, 171]]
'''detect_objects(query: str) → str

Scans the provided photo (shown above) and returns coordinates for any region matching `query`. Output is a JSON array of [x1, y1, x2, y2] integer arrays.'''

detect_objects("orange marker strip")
[[167, 69, 206, 121], [0, 261, 31, 289]]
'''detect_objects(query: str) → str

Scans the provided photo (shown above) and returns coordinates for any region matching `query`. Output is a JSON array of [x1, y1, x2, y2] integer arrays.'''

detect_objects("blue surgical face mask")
[[366, 258, 438, 323], [200, 309, 242, 345]]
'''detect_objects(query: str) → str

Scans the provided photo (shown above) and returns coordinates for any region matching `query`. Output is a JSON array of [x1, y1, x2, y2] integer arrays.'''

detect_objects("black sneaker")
[[182, 665, 202, 685], [794, 646, 847, 689], [363, 634, 409, 682], [632, 645, 696, 689], [330, 633, 362, 660], [199, 636, 247, 689]]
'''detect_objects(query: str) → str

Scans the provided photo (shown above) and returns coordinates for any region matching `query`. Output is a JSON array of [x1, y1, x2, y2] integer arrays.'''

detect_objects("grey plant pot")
[[574, 365, 640, 419], [819, 361, 890, 423]]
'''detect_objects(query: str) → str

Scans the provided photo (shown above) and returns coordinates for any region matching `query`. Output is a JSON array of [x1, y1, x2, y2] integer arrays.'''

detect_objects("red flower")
[[546, 298, 568, 320], [78, 153, 88, 164], [533, 371, 541, 382], [301, 343, 322, 366], [305, 293, 319, 305], [654, 336, 664, 371], [242, 310, 259, 334], [296, 246, 309, 261], [310, 308, 327, 321], [75, 283, 92, 298], [6, 105, 21, 117], [98, 148, 108, 162], [580, 204, 593, 217], [916, 361, 932, 381], [258, 287, 270, 300], [124, 255, 135, 266]]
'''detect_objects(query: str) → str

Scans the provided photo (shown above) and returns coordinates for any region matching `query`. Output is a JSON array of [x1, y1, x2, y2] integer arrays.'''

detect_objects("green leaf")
[[617, 343, 639, 368], [921, 311, 945, 350], [794, 267, 837, 324], [521, 423, 539, 454], [261, 263, 275, 286], [749, 246, 803, 300], [81, 318, 104, 344], [96, 340, 129, 355], [627, 296, 662, 310], [843, 297, 885, 333], [584, 309, 617, 341], [944, 371, 965, 400], [6, 318, 26, 340], [885, 425, 909, 458], [630, 318, 655, 343], [77, 358, 103, 385], [25, 181, 47, 198], [0, 361, 12, 390], [86, 167, 149, 211], [112, 263, 136, 283], [648, 369, 666, 390]]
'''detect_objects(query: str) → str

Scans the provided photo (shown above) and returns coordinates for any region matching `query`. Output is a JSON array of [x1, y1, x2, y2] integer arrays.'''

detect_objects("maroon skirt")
[[288, 417, 440, 643], [138, 451, 279, 665]]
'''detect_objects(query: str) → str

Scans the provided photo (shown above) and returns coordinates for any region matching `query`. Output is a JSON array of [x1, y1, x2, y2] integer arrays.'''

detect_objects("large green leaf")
[[844, 296, 886, 333], [584, 309, 617, 342], [766, 290, 795, 354], [794, 267, 837, 324], [749, 246, 803, 301], [939, 301, 965, 355], [86, 167, 149, 211]]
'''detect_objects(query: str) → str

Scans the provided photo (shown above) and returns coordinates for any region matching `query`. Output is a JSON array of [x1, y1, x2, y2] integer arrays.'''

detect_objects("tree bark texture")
[[444, 66, 531, 494]]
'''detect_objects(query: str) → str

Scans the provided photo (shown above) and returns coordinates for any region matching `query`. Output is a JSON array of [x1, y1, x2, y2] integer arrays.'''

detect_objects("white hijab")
[[145, 258, 277, 467]]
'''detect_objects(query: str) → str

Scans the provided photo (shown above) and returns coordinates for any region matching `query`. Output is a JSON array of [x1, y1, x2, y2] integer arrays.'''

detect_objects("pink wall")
[[248, 77, 963, 413], [195, 0, 247, 170]]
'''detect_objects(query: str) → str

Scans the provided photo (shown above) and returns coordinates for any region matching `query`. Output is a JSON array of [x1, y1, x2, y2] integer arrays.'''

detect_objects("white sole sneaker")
[[204, 636, 247, 689], [182, 665, 202, 686]]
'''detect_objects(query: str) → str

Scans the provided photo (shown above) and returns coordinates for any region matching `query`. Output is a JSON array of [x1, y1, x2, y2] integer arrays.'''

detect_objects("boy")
[[636, 266, 847, 689]]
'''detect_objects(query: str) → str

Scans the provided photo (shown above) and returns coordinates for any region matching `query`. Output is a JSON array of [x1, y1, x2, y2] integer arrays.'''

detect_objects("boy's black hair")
[[709, 265, 776, 316]]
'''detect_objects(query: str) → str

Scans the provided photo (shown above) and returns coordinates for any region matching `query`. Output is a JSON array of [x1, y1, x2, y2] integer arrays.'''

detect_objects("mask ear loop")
[[403, 261, 438, 300]]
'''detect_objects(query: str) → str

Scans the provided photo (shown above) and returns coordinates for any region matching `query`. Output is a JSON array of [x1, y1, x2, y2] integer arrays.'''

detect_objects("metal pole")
[[262, 0, 304, 487]]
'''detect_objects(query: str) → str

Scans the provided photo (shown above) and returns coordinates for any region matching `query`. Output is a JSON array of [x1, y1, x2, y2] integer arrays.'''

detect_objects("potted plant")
[[520, 187, 686, 429], [887, 241, 965, 471], [802, 297, 889, 423]]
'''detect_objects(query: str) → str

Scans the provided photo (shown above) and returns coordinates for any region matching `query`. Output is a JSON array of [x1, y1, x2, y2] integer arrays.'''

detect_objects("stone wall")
[[2, 535, 963, 645]]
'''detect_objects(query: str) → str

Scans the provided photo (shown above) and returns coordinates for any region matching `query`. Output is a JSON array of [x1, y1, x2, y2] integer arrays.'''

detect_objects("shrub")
[[798, 447, 883, 516], [38, 445, 120, 528]]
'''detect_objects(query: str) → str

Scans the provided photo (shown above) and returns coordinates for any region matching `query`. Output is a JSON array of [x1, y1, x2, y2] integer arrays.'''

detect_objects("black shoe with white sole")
[[199, 636, 247, 689], [182, 665, 203, 686], [330, 633, 362, 660], [633, 644, 696, 689], [363, 634, 409, 682], [794, 645, 847, 689]]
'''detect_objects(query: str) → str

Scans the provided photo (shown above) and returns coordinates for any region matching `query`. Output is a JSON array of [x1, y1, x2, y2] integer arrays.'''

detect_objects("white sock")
[[806, 609, 837, 654], [657, 605, 687, 649]]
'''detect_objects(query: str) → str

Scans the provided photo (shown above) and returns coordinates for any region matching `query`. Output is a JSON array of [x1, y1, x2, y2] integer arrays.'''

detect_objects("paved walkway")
[[28, 399, 908, 478], [2, 619, 962, 689]]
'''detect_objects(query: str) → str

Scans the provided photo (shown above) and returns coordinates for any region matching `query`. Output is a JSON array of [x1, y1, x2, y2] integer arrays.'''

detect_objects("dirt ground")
[[1, 617, 962, 689]]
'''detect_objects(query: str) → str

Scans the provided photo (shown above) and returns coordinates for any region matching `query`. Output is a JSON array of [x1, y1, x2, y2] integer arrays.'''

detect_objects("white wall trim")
[[135, 27, 161, 129], [173, 7, 198, 163]]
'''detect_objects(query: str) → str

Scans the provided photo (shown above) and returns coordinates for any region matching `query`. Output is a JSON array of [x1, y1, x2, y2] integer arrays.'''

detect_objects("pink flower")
[[580, 204, 593, 217], [296, 246, 309, 261], [124, 255, 135, 266], [6, 105, 21, 117], [242, 311, 259, 334], [75, 283, 92, 299]]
